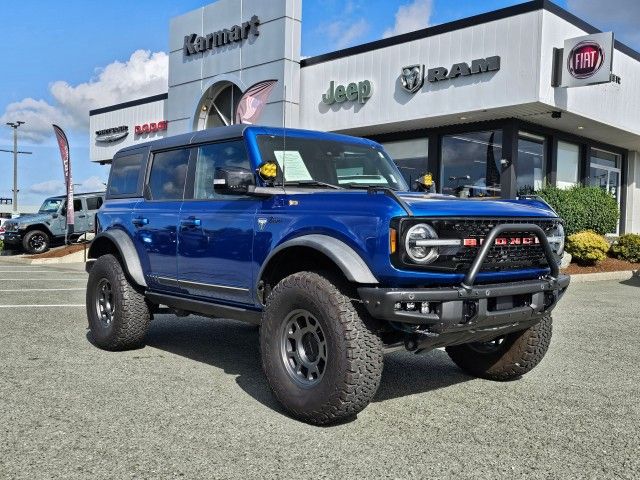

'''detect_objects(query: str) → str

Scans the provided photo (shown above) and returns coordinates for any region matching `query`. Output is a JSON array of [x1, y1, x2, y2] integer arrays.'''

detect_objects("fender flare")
[[88, 230, 147, 287], [258, 234, 379, 288]]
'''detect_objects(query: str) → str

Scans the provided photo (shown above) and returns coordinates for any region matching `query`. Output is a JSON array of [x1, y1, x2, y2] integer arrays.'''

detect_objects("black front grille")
[[422, 218, 559, 272]]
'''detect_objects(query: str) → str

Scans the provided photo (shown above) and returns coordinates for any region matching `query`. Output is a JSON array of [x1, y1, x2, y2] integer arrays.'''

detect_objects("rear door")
[[73, 198, 89, 233], [84, 196, 104, 233], [177, 140, 258, 304], [133, 146, 191, 292]]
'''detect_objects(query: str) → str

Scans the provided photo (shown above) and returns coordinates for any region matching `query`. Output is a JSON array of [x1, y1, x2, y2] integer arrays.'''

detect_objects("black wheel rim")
[[280, 309, 327, 388], [95, 278, 115, 327], [468, 336, 506, 354], [29, 234, 47, 253]]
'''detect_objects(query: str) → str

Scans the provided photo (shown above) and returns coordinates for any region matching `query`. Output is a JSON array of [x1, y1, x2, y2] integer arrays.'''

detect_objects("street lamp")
[[1, 121, 32, 214]]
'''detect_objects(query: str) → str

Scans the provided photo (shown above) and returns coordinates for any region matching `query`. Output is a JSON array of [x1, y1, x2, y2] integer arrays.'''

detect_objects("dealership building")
[[89, 0, 640, 233]]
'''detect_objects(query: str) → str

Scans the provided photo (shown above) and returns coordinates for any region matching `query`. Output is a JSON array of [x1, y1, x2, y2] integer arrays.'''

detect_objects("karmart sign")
[[184, 15, 260, 56], [561, 32, 614, 87]]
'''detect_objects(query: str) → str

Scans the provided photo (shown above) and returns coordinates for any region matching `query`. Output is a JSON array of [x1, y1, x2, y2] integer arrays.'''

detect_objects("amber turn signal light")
[[389, 228, 397, 254]]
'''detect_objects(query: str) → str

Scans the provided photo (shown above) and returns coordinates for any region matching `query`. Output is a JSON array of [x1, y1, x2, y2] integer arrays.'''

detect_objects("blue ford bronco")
[[86, 125, 569, 425]]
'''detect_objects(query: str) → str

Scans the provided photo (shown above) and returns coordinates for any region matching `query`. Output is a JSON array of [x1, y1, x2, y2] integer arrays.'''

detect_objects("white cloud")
[[383, 0, 432, 38], [567, 0, 640, 49], [77, 176, 107, 192], [324, 18, 370, 50], [1, 50, 168, 144], [29, 180, 65, 196], [29, 176, 106, 196]]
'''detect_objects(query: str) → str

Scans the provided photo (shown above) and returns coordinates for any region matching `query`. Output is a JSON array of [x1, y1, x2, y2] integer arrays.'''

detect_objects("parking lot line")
[[0, 270, 73, 273], [0, 278, 87, 281], [0, 288, 86, 292], [0, 304, 85, 308]]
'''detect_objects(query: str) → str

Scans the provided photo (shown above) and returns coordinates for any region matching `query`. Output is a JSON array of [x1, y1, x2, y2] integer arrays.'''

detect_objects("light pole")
[[2, 121, 31, 214]]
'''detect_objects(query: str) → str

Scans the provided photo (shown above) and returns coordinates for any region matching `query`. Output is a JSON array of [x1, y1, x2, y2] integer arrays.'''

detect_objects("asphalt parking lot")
[[0, 259, 638, 479]]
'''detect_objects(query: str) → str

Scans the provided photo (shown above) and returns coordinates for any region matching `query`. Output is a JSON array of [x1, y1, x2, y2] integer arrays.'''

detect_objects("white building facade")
[[89, 0, 640, 233]]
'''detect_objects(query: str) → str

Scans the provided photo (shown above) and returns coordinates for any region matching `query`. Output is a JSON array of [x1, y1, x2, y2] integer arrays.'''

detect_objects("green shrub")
[[536, 186, 619, 236], [611, 233, 640, 263], [566, 230, 610, 265], [0, 239, 3, 251]]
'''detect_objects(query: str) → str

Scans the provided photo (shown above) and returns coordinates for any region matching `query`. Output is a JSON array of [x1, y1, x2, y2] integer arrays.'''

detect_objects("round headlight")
[[404, 223, 439, 264], [548, 223, 565, 256]]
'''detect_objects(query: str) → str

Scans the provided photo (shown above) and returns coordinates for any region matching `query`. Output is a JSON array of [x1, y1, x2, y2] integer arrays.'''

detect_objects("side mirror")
[[214, 167, 255, 195], [51, 213, 59, 219], [60, 208, 67, 217]]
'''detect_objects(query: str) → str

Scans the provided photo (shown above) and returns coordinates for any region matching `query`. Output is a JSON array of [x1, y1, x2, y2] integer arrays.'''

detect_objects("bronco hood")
[[395, 193, 557, 218]]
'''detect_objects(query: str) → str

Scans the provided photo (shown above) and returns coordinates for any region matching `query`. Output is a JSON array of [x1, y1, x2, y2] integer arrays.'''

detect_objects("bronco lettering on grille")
[[463, 236, 540, 247]]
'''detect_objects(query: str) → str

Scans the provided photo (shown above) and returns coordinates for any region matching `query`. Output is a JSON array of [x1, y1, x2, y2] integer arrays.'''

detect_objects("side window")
[[193, 140, 250, 199], [86, 197, 103, 210], [107, 153, 144, 197], [148, 148, 191, 200], [73, 199, 83, 212]]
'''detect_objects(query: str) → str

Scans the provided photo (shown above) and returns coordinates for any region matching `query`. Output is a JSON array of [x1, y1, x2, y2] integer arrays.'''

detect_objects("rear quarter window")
[[85, 197, 104, 210], [107, 152, 145, 198]]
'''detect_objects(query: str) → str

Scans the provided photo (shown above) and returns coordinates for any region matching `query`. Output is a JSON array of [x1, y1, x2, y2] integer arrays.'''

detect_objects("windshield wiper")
[[284, 180, 343, 190], [342, 182, 397, 191]]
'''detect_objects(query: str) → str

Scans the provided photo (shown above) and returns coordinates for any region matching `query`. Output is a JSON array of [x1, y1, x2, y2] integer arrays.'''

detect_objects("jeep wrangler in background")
[[85, 125, 569, 425], [3, 192, 104, 254]]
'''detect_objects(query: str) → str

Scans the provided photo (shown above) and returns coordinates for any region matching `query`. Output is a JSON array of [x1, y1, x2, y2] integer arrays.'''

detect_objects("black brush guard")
[[359, 224, 570, 346]]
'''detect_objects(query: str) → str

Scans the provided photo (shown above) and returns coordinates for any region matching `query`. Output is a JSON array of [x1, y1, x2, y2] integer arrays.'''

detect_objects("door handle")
[[132, 217, 149, 227], [181, 217, 202, 228]]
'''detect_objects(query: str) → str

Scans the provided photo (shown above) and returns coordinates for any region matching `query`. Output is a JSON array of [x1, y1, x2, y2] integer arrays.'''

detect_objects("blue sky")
[[0, 0, 637, 208]]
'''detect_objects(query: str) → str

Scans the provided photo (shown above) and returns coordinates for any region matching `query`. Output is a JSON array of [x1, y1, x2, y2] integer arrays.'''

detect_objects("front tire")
[[22, 230, 50, 254], [446, 316, 552, 381], [260, 271, 383, 425], [86, 254, 151, 351]]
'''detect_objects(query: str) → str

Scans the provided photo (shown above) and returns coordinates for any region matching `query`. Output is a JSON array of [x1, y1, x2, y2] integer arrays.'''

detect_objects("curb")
[[0, 249, 87, 265], [568, 270, 640, 283]]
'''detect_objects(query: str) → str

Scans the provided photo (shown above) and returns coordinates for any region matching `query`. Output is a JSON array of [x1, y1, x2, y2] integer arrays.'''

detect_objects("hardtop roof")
[[115, 125, 380, 157]]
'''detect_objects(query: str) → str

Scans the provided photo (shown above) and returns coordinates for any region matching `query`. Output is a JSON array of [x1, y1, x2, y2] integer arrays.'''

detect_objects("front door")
[[177, 140, 257, 305], [132, 147, 191, 291]]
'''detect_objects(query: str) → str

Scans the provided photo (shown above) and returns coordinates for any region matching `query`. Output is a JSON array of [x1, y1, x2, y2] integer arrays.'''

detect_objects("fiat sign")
[[568, 41, 604, 79], [561, 32, 613, 87]]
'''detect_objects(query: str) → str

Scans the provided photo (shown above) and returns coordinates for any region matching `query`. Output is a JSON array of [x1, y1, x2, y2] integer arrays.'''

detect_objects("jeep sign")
[[561, 32, 613, 87]]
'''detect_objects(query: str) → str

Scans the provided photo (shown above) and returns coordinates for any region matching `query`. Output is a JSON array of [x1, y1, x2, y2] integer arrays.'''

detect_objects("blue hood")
[[396, 193, 557, 218]]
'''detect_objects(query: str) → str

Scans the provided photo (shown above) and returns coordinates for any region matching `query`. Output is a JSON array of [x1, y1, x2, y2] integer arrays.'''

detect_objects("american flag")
[[235, 80, 278, 125]]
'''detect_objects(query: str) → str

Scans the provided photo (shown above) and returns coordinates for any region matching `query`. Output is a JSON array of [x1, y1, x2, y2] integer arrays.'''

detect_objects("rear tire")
[[22, 230, 50, 254], [260, 271, 383, 425], [86, 254, 151, 351], [446, 316, 552, 381]]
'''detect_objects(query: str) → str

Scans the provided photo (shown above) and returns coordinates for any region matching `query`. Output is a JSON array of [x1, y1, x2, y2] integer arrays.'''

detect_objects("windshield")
[[39, 198, 63, 213], [256, 135, 408, 191]]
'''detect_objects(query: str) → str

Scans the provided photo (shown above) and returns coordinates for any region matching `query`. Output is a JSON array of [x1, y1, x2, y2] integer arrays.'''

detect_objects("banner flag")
[[235, 80, 278, 125], [52, 124, 74, 230]]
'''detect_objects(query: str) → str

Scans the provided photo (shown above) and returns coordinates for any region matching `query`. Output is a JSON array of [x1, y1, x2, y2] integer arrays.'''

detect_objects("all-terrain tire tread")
[[446, 316, 552, 381], [261, 271, 383, 425], [87, 254, 151, 351]]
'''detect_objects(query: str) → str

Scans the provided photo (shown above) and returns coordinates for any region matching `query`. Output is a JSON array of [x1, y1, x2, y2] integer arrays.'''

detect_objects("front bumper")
[[360, 222, 570, 345], [3, 232, 22, 244], [359, 274, 570, 329]]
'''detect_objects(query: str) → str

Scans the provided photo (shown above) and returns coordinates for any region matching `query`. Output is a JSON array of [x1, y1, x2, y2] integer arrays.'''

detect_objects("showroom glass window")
[[193, 141, 251, 199], [148, 148, 191, 200], [516, 132, 546, 194], [381, 138, 428, 188], [556, 141, 580, 189], [589, 148, 621, 201], [441, 130, 502, 197]]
